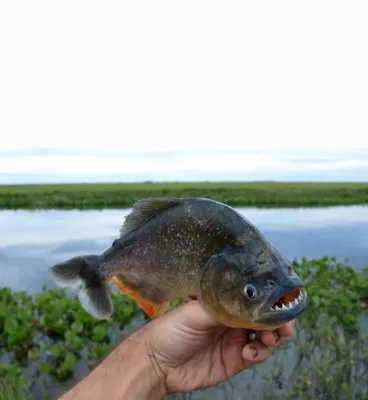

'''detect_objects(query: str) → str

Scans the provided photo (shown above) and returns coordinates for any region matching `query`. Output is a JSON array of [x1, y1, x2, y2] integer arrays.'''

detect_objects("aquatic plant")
[[0, 287, 140, 399], [0, 256, 367, 399]]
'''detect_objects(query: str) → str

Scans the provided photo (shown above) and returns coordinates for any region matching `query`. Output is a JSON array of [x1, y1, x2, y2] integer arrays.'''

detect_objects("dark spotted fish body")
[[49, 197, 307, 330]]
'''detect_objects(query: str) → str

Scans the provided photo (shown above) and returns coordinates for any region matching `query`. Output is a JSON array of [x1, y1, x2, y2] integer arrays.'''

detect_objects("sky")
[[0, 1, 368, 183]]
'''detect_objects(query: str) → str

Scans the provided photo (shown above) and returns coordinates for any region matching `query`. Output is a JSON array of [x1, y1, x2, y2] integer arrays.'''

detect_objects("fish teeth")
[[270, 293, 305, 312], [270, 290, 306, 313]]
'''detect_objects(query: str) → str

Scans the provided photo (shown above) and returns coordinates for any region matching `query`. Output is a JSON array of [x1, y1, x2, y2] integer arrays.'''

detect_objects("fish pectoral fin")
[[135, 296, 170, 319], [111, 276, 169, 319], [184, 295, 198, 302], [154, 301, 171, 318]]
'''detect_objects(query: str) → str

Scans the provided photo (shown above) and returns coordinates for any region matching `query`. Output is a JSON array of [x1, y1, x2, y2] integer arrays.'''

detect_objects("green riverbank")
[[0, 181, 368, 210], [1, 257, 367, 399]]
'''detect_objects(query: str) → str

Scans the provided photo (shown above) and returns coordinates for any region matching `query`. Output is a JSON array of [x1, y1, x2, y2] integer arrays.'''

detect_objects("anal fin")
[[111, 276, 170, 319]]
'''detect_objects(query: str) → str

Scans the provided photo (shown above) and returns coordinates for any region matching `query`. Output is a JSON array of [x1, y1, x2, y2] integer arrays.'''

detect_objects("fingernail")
[[250, 346, 258, 358]]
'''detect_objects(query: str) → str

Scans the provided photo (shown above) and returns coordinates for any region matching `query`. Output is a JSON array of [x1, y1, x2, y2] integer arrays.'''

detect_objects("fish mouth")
[[269, 287, 307, 312], [258, 286, 307, 324]]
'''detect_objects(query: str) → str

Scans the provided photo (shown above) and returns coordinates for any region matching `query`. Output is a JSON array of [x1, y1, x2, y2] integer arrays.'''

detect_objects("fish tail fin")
[[48, 255, 113, 320]]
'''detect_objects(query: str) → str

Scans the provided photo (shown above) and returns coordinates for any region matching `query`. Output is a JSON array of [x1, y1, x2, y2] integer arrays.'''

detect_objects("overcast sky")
[[0, 1, 367, 183]]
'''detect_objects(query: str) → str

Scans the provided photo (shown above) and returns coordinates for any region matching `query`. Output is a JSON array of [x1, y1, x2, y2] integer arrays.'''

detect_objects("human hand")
[[144, 299, 295, 395], [59, 299, 295, 400]]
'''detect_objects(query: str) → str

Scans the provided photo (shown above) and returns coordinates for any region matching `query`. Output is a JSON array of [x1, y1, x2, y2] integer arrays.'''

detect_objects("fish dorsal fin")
[[119, 197, 183, 236]]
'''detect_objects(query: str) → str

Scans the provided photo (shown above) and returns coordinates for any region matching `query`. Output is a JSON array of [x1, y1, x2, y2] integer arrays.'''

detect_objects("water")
[[0, 205, 367, 293]]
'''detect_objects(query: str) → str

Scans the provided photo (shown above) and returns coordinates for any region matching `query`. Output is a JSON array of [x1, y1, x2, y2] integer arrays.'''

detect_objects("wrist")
[[121, 327, 168, 399], [60, 327, 167, 400]]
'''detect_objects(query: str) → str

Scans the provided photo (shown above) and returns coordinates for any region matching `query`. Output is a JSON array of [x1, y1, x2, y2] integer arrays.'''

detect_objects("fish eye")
[[243, 283, 258, 299]]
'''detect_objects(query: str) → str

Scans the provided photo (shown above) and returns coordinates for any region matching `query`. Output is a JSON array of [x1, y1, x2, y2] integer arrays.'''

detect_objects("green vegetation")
[[1, 257, 367, 399], [0, 181, 368, 209], [253, 256, 368, 400], [0, 288, 140, 399]]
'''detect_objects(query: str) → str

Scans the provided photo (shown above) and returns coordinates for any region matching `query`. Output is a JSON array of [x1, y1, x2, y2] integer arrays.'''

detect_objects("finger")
[[242, 340, 269, 367], [276, 320, 295, 338], [257, 330, 283, 347], [255, 320, 295, 347]]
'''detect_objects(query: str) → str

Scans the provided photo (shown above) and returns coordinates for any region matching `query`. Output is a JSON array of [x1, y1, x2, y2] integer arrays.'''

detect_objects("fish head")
[[198, 245, 307, 330]]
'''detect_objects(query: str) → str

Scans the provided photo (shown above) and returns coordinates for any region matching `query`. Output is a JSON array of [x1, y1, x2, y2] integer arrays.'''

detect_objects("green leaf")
[[38, 340, 47, 350], [71, 321, 83, 333], [38, 362, 54, 374], [64, 352, 76, 368], [92, 324, 108, 343], [4, 317, 19, 333], [40, 314, 47, 326], [27, 348, 39, 360], [50, 344, 62, 359]]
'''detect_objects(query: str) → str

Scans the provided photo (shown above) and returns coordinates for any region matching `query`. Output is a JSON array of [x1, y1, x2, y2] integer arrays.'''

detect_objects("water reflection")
[[0, 205, 367, 293]]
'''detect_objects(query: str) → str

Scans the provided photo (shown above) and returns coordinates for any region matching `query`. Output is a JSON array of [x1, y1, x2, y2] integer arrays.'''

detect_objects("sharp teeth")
[[270, 291, 305, 314]]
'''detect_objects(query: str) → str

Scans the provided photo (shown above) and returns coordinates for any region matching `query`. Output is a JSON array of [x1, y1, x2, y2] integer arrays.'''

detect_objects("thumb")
[[165, 300, 221, 331]]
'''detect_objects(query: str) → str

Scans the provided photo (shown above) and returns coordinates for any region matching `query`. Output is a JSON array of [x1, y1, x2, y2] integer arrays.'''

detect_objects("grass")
[[0, 181, 368, 209], [0, 256, 367, 399]]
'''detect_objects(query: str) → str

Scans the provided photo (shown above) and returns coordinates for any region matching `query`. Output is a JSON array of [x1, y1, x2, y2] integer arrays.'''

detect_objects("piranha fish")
[[48, 197, 307, 330]]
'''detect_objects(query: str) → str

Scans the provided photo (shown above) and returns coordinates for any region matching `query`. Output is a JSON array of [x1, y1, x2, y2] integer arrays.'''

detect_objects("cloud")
[[0, 149, 367, 180]]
